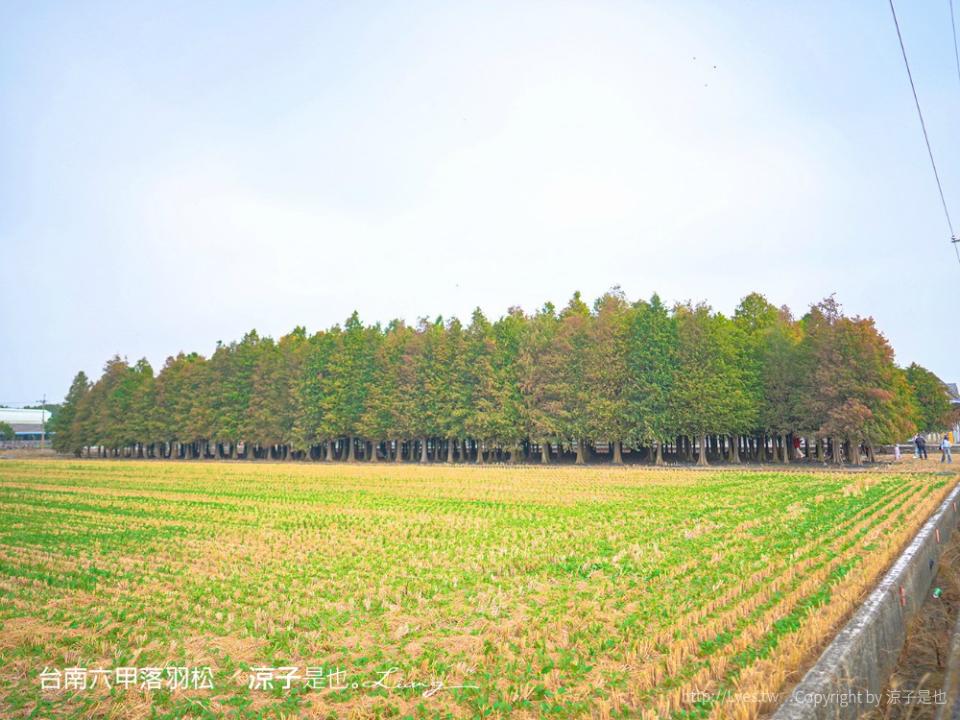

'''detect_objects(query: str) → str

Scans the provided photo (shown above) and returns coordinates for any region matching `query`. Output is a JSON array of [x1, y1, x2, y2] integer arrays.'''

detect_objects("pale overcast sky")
[[1, 1, 958, 404]]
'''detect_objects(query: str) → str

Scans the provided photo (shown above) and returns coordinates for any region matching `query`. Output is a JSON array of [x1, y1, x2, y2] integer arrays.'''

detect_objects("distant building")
[[0, 408, 51, 440], [946, 383, 959, 403], [948, 383, 960, 442]]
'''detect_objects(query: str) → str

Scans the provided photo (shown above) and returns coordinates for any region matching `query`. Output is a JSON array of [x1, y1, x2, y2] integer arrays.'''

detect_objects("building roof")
[[0, 407, 50, 426], [947, 383, 960, 403]]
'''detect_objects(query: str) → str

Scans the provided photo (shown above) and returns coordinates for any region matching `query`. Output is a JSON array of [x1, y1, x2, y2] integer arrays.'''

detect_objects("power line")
[[887, 0, 960, 265], [952, 0, 960, 259], [951, 0, 960, 89]]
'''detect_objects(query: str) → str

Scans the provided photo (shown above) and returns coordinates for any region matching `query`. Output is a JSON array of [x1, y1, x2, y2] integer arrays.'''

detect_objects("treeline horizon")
[[52, 290, 956, 465]]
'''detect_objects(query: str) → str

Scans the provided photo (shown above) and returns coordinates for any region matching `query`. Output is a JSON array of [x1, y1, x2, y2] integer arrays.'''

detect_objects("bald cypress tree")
[[672, 305, 747, 466], [556, 293, 592, 464], [243, 337, 281, 454], [52, 371, 90, 456], [127, 359, 155, 458], [211, 331, 261, 457], [906, 363, 954, 433], [796, 297, 916, 464], [463, 309, 499, 463], [295, 329, 338, 460], [319, 313, 378, 461], [56, 290, 921, 467], [586, 290, 631, 464], [490, 308, 527, 462], [360, 320, 413, 462], [624, 294, 677, 465], [518, 303, 562, 463]]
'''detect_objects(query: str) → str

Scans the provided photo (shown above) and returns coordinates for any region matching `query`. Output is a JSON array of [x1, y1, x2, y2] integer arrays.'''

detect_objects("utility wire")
[[948, 0, 960, 261], [951, 0, 960, 89], [887, 0, 960, 265]]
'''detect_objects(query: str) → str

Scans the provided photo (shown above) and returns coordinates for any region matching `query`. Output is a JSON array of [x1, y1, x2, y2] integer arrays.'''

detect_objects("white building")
[[947, 383, 960, 442], [0, 408, 51, 440]]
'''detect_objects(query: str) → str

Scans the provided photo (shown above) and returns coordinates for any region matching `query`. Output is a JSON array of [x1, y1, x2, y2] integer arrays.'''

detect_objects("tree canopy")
[[53, 291, 949, 465]]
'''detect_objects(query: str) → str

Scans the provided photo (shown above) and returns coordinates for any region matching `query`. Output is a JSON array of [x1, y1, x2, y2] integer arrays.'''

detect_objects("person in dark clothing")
[[916, 435, 928, 460]]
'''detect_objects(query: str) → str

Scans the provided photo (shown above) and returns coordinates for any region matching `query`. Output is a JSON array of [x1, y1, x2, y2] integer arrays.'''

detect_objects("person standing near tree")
[[916, 434, 928, 460], [941, 435, 953, 464]]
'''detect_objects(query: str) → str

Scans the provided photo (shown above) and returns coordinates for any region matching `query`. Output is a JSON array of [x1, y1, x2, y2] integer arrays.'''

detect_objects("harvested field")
[[0, 459, 956, 719]]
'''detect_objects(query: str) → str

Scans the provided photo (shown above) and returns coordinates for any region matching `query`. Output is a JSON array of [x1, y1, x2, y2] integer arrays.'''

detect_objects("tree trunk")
[[851, 440, 862, 465], [612, 440, 623, 465], [420, 437, 428, 463], [697, 433, 709, 466], [782, 434, 790, 464], [575, 439, 586, 465], [476, 441, 484, 464], [729, 435, 741, 464], [446, 438, 454, 463], [654, 440, 664, 466], [369, 440, 378, 462], [541, 441, 550, 464]]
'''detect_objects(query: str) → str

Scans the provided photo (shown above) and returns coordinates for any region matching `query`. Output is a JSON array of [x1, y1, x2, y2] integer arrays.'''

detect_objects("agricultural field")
[[0, 460, 956, 720]]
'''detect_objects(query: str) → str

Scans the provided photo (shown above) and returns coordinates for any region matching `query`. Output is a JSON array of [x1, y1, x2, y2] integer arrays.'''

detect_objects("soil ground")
[[865, 529, 960, 720]]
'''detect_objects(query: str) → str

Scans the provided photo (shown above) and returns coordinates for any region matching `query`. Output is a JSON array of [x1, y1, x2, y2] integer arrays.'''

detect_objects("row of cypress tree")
[[51, 290, 954, 465]]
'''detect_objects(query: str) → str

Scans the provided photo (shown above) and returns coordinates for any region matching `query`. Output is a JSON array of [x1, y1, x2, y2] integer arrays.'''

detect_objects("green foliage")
[[51, 371, 90, 453], [0, 421, 14, 441], [906, 363, 955, 432], [52, 291, 923, 462], [672, 304, 748, 438], [624, 294, 677, 446]]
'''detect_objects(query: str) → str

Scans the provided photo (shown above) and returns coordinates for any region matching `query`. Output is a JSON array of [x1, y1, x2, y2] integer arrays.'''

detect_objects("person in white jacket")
[[941, 436, 953, 464]]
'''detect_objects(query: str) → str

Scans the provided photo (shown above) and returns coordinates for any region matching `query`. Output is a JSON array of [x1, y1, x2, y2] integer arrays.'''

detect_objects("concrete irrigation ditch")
[[939, 576, 960, 720], [773, 478, 960, 720]]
